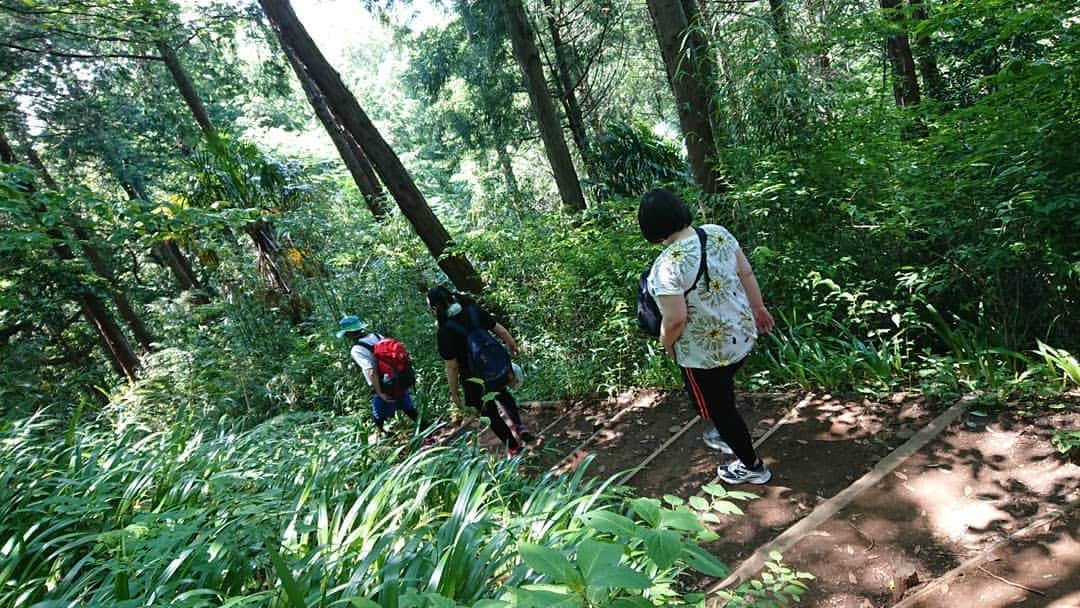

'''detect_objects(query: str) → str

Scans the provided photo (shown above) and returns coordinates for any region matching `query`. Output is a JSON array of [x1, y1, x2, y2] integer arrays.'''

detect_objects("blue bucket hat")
[[336, 315, 368, 338]]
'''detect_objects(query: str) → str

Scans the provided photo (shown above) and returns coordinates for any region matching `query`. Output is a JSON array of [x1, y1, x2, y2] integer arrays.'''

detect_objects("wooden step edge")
[[621, 392, 817, 486], [708, 396, 972, 596], [890, 494, 1080, 608]]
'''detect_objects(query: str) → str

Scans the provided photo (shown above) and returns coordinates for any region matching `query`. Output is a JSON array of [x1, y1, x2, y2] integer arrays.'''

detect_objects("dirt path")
[[435, 389, 1080, 607]]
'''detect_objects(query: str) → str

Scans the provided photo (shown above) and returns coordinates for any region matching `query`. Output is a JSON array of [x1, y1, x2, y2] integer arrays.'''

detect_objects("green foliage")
[[1050, 430, 1080, 456], [588, 121, 690, 200], [0, 410, 806, 606]]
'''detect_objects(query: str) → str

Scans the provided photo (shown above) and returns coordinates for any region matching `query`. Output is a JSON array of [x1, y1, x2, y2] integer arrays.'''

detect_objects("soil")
[[429, 389, 1080, 607]]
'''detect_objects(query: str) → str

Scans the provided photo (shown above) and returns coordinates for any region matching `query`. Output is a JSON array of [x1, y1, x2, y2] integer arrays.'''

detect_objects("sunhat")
[[336, 315, 368, 338]]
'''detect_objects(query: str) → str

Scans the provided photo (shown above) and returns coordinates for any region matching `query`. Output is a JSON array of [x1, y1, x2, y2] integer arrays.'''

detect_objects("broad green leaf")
[[518, 542, 575, 582], [688, 495, 710, 510], [641, 528, 682, 569], [577, 539, 622, 587], [610, 596, 655, 608], [268, 546, 306, 608], [682, 543, 729, 577], [630, 498, 661, 527], [659, 507, 705, 532], [513, 585, 584, 608], [599, 564, 652, 590], [580, 510, 638, 538]]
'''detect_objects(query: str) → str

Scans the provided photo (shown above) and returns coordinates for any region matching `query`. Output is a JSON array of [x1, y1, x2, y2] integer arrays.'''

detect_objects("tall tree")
[[908, 0, 943, 100], [17, 135, 155, 353], [540, 0, 591, 166], [646, 0, 726, 194], [880, 0, 921, 107], [280, 40, 389, 220], [500, 0, 588, 213], [0, 128, 140, 381], [258, 0, 484, 293]]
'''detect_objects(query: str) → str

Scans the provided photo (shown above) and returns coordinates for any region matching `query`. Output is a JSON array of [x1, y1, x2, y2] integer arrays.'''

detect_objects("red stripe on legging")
[[683, 368, 710, 419]]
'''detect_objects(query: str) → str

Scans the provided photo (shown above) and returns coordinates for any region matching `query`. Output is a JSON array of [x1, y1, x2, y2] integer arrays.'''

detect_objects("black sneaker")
[[717, 460, 772, 484], [515, 425, 536, 444]]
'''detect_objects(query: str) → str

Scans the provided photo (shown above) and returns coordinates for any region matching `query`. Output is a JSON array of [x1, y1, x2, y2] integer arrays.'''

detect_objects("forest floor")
[[429, 388, 1080, 607]]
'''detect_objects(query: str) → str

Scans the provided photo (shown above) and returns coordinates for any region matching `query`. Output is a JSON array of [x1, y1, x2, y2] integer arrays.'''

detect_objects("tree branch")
[[0, 41, 164, 62]]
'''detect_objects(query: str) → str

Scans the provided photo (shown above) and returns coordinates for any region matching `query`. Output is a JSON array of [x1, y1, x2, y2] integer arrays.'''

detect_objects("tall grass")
[[0, 408, 803, 607]]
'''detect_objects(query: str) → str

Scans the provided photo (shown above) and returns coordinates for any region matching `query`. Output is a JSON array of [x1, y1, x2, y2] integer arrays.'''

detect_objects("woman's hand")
[[752, 306, 775, 334]]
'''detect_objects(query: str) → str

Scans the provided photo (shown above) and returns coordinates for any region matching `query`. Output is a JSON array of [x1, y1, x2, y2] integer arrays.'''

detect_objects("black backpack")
[[446, 306, 513, 388], [636, 227, 710, 336]]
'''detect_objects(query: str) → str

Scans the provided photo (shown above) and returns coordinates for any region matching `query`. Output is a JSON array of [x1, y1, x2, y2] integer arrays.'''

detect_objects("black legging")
[[681, 359, 759, 467], [463, 379, 522, 449]]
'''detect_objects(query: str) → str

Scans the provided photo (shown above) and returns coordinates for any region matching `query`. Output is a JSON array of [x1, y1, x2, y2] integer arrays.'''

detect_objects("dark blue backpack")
[[446, 306, 512, 386]]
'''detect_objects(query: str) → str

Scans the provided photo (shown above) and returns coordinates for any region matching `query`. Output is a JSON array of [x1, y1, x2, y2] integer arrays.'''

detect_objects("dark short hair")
[[638, 188, 692, 243]]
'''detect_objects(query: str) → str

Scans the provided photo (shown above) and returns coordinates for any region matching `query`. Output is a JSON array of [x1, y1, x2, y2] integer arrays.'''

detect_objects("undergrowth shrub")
[[0, 409, 810, 607]]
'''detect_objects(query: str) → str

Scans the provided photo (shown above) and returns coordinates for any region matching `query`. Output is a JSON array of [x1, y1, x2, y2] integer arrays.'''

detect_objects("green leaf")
[[268, 546, 307, 608], [580, 510, 638, 538], [513, 585, 584, 608], [641, 528, 682, 569], [519, 542, 576, 582], [682, 543, 729, 577], [598, 565, 652, 590], [630, 498, 661, 527], [577, 539, 623, 587], [610, 596, 655, 608], [659, 507, 705, 532]]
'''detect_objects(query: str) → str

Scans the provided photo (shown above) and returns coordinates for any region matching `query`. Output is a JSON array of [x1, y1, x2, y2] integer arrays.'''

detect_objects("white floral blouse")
[[647, 224, 757, 369]]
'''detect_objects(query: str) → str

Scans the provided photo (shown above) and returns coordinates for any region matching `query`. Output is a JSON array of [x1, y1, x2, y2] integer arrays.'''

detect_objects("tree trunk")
[[282, 40, 390, 220], [245, 220, 292, 295], [117, 177, 204, 293], [541, 0, 591, 167], [500, 0, 588, 213], [810, 0, 831, 72], [880, 0, 921, 107], [20, 135, 155, 354], [496, 145, 521, 199], [908, 0, 943, 100], [258, 0, 484, 294], [156, 39, 221, 146], [646, 0, 727, 194], [767, 0, 799, 75], [0, 129, 140, 380]]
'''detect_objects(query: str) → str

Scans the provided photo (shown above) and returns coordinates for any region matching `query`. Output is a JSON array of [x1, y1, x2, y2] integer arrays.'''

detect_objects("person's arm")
[[444, 358, 463, 409], [657, 294, 687, 361], [735, 248, 775, 334], [365, 366, 395, 403], [491, 323, 520, 356]]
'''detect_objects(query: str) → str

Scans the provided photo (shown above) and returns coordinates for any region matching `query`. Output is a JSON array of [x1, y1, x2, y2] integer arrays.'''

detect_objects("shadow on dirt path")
[[426, 388, 1079, 608]]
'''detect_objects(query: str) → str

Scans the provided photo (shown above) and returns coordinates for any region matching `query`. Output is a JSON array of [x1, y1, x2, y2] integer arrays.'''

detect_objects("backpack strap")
[[354, 333, 383, 351], [686, 227, 710, 295], [444, 319, 467, 337], [467, 305, 483, 329]]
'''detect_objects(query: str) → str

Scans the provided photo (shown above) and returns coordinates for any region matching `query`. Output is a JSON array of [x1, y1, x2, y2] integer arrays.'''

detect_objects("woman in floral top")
[[639, 188, 776, 484]]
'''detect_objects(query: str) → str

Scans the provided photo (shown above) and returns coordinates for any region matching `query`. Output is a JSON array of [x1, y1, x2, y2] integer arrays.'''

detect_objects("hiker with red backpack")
[[426, 286, 534, 457], [337, 315, 424, 436]]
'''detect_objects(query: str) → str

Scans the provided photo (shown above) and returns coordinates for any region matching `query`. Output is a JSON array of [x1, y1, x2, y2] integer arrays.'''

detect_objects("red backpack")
[[359, 336, 416, 397]]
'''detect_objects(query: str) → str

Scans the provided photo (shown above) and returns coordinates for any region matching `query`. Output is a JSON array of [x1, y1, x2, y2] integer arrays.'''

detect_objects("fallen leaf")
[[894, 471, 909, 480], [849, 571, 858, 584]]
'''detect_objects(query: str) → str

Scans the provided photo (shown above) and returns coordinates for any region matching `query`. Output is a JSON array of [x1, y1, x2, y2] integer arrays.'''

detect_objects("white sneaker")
[[717, 460, 771, 484], [703, 427, 734, 454]]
